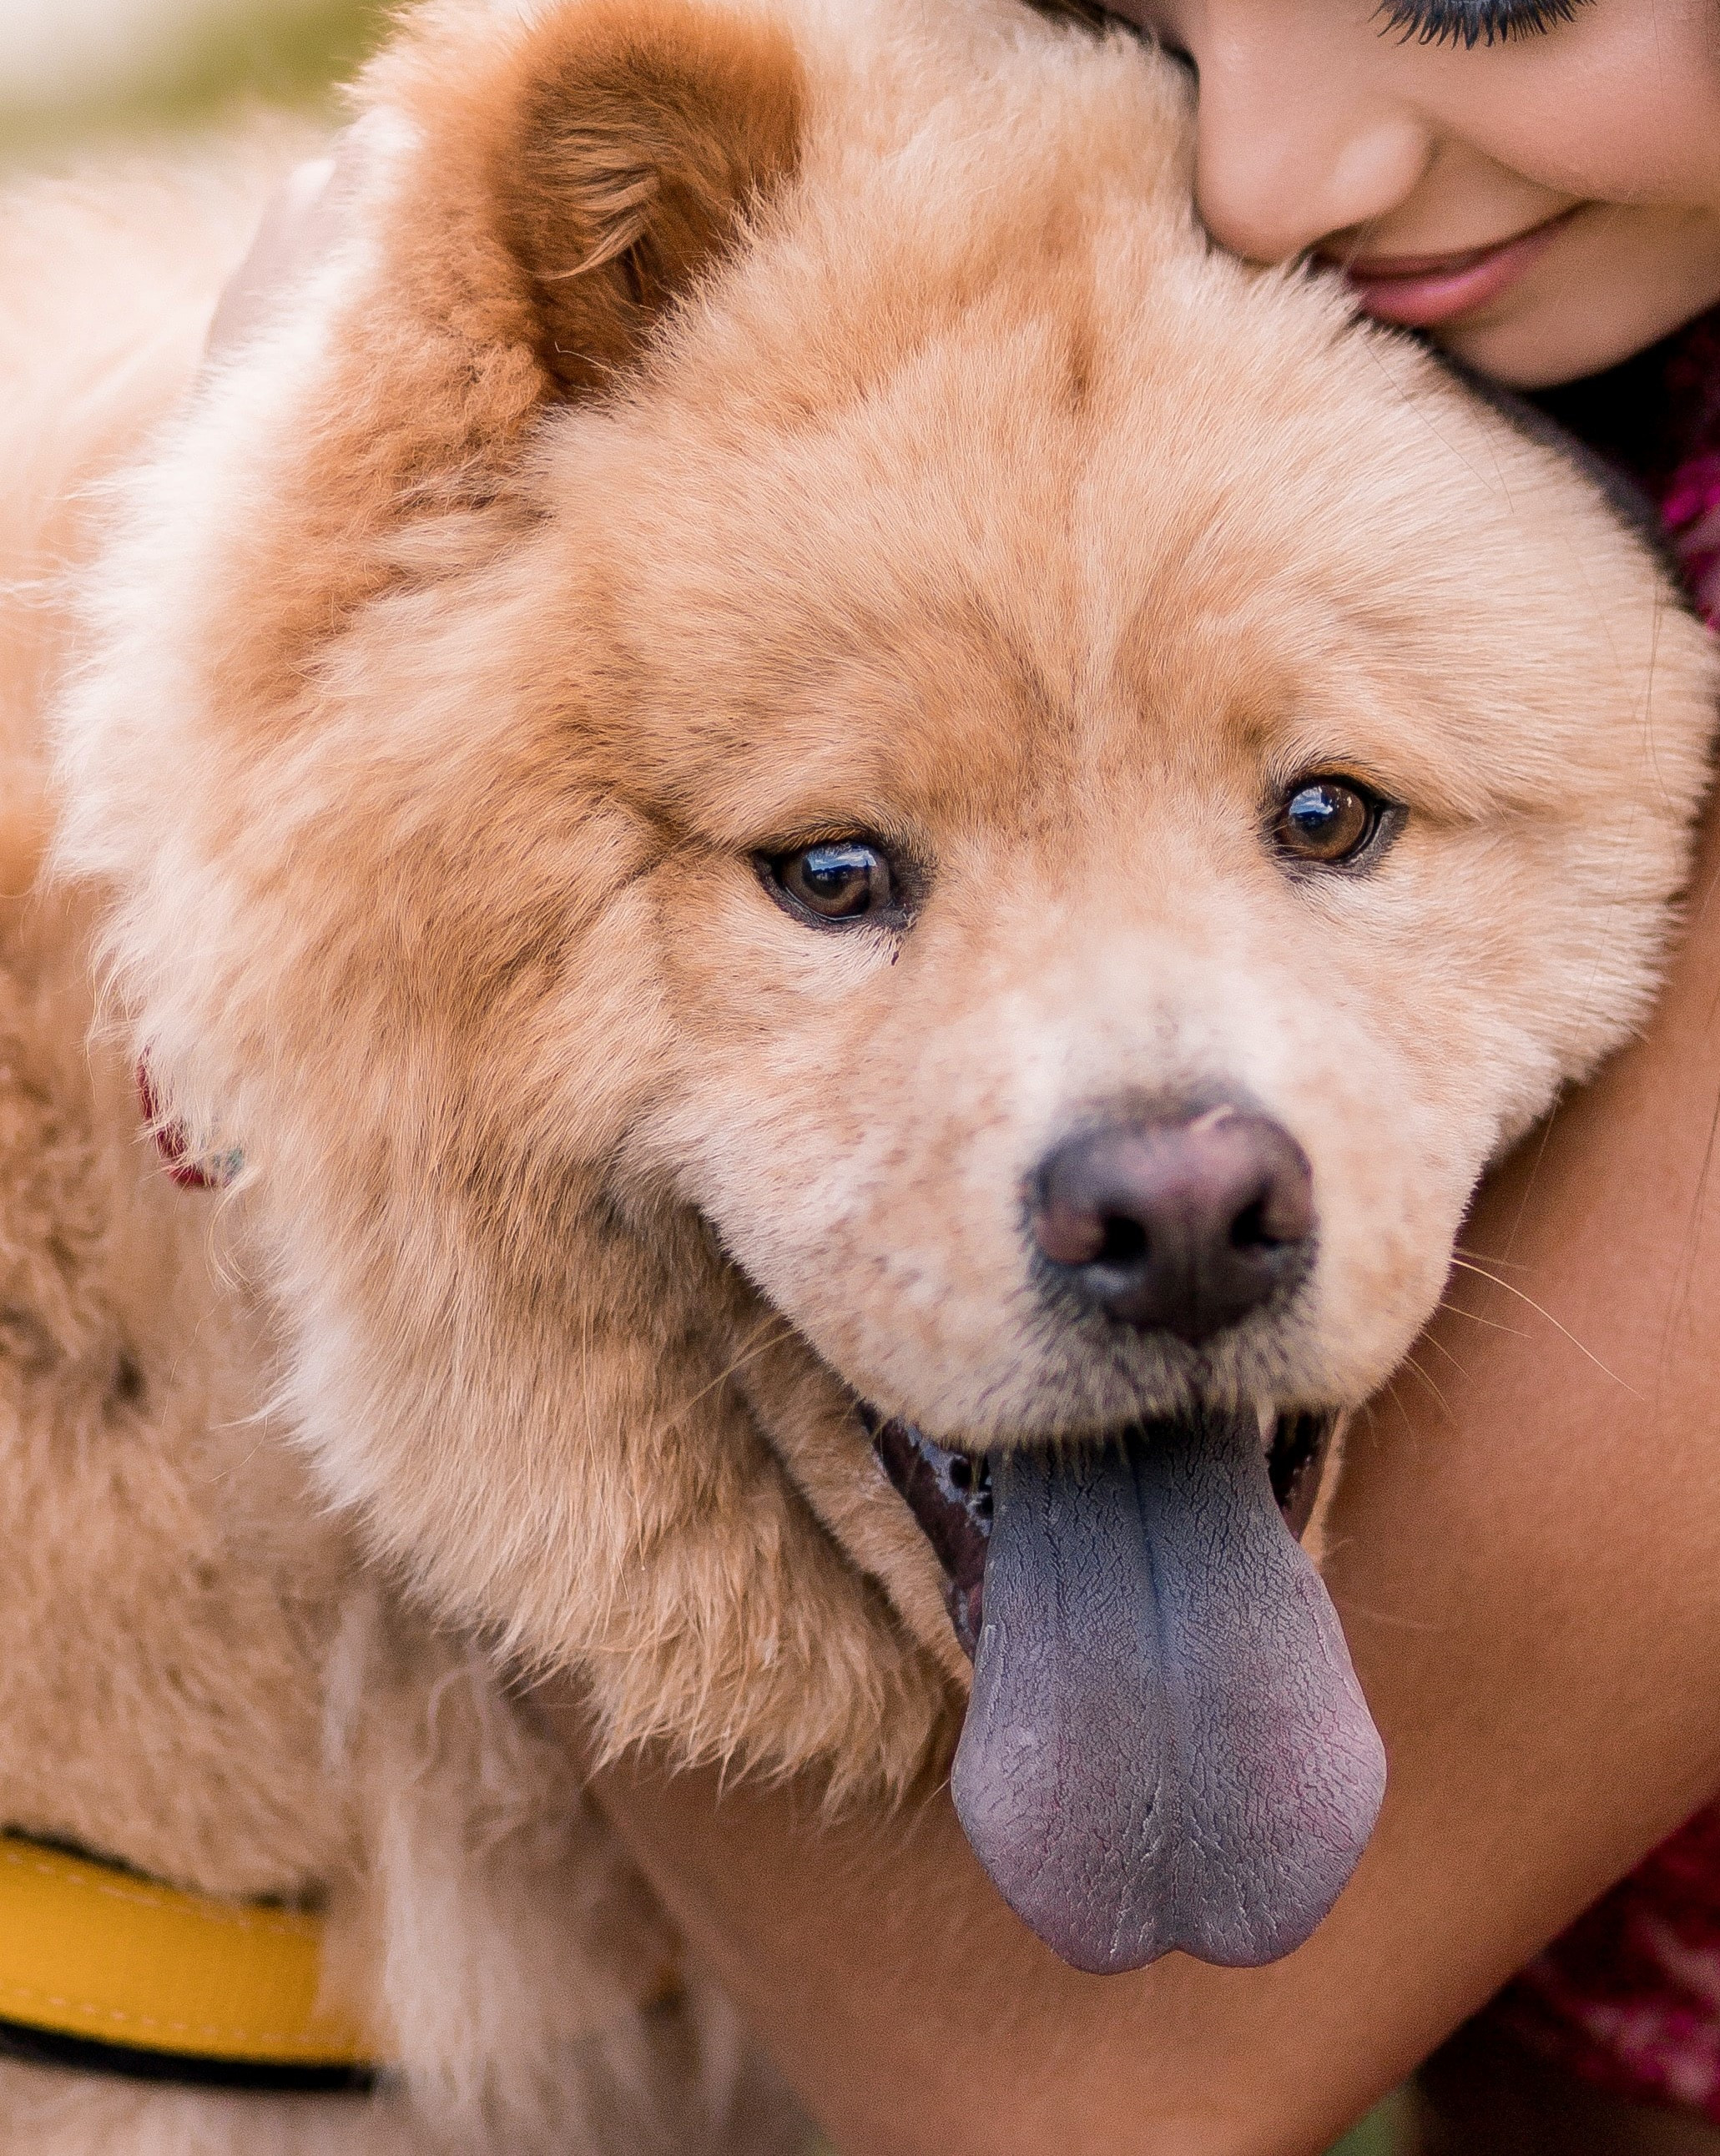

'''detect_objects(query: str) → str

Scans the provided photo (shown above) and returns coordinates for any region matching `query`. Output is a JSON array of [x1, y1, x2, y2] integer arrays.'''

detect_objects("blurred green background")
[[1334, 2095, 1405, 2156], [0, 0, 388, 158], [0, 3, 1405, 2150]]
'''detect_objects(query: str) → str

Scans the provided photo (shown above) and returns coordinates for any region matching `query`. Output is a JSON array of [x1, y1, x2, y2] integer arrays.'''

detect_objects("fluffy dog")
[[2, 0, 1712, 2143]]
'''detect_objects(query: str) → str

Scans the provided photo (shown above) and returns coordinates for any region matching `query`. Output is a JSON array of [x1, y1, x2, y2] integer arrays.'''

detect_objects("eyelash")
[[1373, 0, 1592, 47]]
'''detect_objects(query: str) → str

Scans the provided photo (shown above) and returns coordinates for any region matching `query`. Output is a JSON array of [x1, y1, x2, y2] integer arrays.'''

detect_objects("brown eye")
[[1273, 778, 1391, 869], [766, 839, 899, 924]]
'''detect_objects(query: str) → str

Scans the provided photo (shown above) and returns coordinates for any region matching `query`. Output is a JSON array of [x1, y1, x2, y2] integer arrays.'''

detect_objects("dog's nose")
[[1031, 1107, 1314, 1344]]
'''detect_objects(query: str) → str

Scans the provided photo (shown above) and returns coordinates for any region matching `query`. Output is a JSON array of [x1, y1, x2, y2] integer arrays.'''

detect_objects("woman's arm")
[[570, 796, 1720, 2156]]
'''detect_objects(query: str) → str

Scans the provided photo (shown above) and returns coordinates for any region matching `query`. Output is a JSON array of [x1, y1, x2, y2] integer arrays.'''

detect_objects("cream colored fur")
[[0, 136, 794, 2156], [0, 0, 1712, 2146]]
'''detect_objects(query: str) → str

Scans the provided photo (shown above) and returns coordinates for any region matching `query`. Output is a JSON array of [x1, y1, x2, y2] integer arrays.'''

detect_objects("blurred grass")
[[0, 0, 390, 156]]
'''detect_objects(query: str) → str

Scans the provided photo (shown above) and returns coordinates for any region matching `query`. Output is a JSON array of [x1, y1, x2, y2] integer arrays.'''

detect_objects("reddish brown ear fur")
[[199, 0, 805, 719], [492, 0, 805, 396]]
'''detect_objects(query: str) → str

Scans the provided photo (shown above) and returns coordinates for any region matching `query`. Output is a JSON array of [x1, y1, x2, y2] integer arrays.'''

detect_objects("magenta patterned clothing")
[[1538, 305, 1720, 622], [1666, 453, 1720, 622], [1485, 1808, 1720, 2118], [1465, 310, 1720, 2121], [1655, 312, 1720, 622]]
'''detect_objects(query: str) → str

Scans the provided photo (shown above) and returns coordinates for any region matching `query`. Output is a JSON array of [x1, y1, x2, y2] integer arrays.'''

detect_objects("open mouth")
[[863, 1405, 1385, 1974]]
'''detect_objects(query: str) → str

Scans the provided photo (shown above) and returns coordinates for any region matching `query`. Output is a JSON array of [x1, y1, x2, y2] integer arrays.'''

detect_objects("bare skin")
[[570, 788, 1720, 2155]]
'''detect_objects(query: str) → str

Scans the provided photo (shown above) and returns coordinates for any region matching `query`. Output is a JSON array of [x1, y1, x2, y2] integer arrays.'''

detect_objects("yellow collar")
[[0, 1833, 381, 2088]]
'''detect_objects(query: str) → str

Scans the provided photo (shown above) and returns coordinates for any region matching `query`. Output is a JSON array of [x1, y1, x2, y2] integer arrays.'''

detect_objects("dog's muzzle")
[[866, 1407, 1385, 1976]]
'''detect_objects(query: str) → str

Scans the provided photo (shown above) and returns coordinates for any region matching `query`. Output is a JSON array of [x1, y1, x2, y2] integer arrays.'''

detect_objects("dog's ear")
[[488, 0, 805, 397], [197, 0, 805, 690], [375, 0, 805, 411]]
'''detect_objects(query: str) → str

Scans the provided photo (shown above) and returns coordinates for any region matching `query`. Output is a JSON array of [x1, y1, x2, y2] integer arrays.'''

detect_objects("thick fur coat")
[[1, 0, 1712, 2144]]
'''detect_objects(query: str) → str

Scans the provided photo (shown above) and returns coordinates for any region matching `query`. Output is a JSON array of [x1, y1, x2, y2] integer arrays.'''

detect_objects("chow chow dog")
[[2, 0, 1712, 2143]]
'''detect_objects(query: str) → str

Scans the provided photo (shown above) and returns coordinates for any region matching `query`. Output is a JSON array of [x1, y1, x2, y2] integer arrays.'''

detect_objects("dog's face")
[[597, 385, 1638, 1442], [60, 0, 1715, 1973]]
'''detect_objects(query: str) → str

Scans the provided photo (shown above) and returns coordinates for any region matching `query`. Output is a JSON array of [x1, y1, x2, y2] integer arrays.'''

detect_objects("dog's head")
[[59, 0, 1716, 1973]]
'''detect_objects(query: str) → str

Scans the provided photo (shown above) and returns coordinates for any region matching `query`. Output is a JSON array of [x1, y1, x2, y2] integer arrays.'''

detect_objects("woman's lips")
[[1334, 208, 1580, 330]]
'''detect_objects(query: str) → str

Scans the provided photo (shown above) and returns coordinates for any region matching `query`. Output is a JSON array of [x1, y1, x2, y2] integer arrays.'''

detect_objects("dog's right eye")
[[763, 839, 900, 926], [1271, 776, 1398, 871]]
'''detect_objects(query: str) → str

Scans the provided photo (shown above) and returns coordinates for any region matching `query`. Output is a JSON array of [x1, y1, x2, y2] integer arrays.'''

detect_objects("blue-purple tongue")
[[950, 1410, 1385, 1972]]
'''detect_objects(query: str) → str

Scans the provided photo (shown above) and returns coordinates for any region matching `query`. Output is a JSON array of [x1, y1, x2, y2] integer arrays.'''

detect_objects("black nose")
[[1030, 1106, 1315, 1344]]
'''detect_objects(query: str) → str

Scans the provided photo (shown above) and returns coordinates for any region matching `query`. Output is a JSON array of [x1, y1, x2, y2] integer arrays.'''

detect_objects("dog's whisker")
[[1450, 1243, 1536, 1272], [1445, 1257, 1641, 1395], [648, 1317, 801, 1440], [1415, 1330, 1470, 1380], [1396, 1352, 1454, 1422], [1373, 1376, 1420, 1442], [1433, 1297, 1529, 1339], [1326, 1596, 1445, 1635]]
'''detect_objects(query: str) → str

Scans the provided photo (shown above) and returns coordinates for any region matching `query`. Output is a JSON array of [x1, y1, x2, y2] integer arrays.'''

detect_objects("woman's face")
[[1112, 0, 1720, 386]]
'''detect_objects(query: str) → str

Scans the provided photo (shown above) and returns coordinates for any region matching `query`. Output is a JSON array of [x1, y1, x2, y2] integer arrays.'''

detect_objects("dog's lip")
[[1269, 1408, 1334, 1538], [864, 1411, 994, 1656], [862, 1404, 1334, 1659]]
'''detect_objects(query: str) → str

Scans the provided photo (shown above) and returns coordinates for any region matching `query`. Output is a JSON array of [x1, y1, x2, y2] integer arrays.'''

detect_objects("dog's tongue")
[[950, 1410, 1385, 1973]]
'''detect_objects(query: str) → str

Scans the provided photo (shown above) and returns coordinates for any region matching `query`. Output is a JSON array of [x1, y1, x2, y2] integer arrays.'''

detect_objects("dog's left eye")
[[1272, 777, 1395, 869], [764, 839, 900, 924]]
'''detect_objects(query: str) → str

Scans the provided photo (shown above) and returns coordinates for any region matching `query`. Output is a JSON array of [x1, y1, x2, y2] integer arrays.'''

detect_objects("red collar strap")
[[135, 1061, 244, 1191]]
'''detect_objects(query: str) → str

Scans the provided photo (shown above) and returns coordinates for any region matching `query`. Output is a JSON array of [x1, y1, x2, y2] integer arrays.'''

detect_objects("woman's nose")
[[1189, 51, 1435, 264]]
